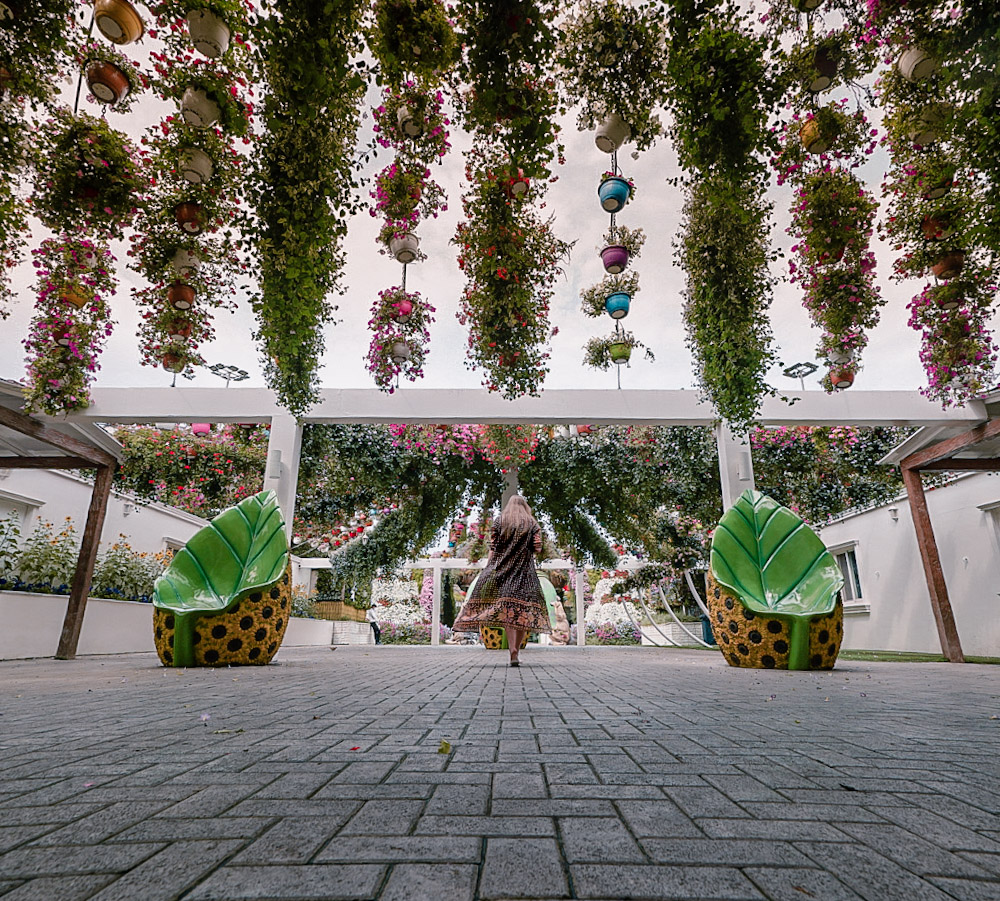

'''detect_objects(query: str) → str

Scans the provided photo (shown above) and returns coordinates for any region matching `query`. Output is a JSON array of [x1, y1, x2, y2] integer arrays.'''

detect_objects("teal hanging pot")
[[598, 176, 631, 213], [604, 293, 630, 319]]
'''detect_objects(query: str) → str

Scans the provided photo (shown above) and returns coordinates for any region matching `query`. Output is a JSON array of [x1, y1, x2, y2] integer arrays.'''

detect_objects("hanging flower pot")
[[898, 46, 940, 82], [799, 118, 836, 154], [0, 1, 22, 22], [791, 0, 824, 9], [54, 330, 77, 348], [181, 86, 221, 128], [389, 232, 420, 264], [79, 248, 99, 270], [600, 244, 629, 274], [598, 176, 631, 214], [504, 168, 530, 200], [930, 284, 962, 311], [160, 353, 187, 373], [0, 66, 11, 98], [921, 214, 954, 241], [94, 0, 144, 45], [396, 104, 423, 138], [392, 298, 414, 323], [829, 368, 854, 389], [808, 46, 838, 93], [171, 248, 201, 277], [179, 147, 214, 184], [191, 422, 211, 436], [594, 113, 630, 153], [609, 342, 631, 365], [827, 349, 853, 365], [166, 319, 193, 341], [187, 8, 231, 58], [931, 250, 965, 280], [174, 201, 204, 235], [168, 282, 196, 311], [604, 292, 631, 320], [923, 172, 955, 201], [86, 61, 131, 105], [390, 341, 412, 364], [907, 103, 952, 148], [576, 424, 595, 436], [60, 285, 89, 308]]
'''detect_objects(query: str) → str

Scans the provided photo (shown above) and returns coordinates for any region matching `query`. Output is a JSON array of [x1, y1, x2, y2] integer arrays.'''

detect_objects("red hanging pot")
[[504, 168, 530, 200], [168, 282, 196, 311], [829, 368, 854, 390], [86, 61, 130, 105], [174, 201, 204, 235], [931, 250, 965, 280]]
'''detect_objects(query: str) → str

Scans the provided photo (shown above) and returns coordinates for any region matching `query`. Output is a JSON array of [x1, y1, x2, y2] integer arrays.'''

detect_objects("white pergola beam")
[[65, 387, 987, 429]]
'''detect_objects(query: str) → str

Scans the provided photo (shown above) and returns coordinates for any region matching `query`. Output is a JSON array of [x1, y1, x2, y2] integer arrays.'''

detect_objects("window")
[[834, 547, 862, 603]]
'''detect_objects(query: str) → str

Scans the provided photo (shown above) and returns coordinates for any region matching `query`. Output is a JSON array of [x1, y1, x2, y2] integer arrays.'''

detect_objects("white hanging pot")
[[179, 147, 214, 184], [181, 86, 221, 128], [390, 341, 412, 364], [171, 248, 201, 277], [898, 46, 940, 82], [594, 113, 630, 154], [187, 8, 231, 59], [827, 349, 853, 365], [396, 104, 424, 138], [80, 249, 99, 270], [389, 232, 420, 264]]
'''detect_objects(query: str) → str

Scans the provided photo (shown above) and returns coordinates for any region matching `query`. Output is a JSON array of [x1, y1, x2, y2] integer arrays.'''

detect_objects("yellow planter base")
[[479, 626, 528, 650]]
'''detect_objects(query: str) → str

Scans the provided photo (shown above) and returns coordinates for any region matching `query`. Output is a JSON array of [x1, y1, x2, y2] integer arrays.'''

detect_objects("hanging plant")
[[33, 107, 141, 239], [583, 329, 654, 371], [370, 159, 446, 250], [452, 144, 572, 399], [149, 0, 251, 63], [251, 0, 368, 416], [369, 0, 458, 85], [598, 223, 644, 274], [579, 271, 639, 318], [80, 40, 148, 112], [907, 276, 998, 407], [478, 424, 539, 471], [366, 302, 432, 394], [782, 31, 862, 101], [556, 0, 669, 152], [373, 82, 450, 163], [0, 0, 74, 107], [23, 236, 116, 415], [0, 108, 30, 318]]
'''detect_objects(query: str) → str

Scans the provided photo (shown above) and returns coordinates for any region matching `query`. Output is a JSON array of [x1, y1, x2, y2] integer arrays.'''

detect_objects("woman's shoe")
[[509, 659, 520, 667]]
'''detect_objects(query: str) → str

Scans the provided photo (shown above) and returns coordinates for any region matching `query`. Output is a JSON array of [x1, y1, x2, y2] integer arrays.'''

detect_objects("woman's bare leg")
[[506, 629, 523, 663]]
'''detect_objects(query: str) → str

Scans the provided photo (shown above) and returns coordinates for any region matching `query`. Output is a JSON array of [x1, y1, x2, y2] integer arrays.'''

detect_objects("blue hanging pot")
[[604, 292, 630, 319], [598, 176, 631, 213]]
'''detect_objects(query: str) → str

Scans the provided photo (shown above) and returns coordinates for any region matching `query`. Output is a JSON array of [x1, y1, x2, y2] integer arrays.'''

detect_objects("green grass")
[[839, 649, 1000, 665]]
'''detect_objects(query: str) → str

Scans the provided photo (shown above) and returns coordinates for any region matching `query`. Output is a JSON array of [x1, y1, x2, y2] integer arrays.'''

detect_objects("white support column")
[[431, 563, 442, 646], [575, 568, 587, 647], [501, 468, 519, 506], [715, 423, 755, 512], [262, 413, 303, 540]]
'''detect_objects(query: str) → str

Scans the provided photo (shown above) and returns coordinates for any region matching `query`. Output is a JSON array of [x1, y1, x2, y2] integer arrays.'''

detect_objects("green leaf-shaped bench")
[[153, 491, 291, 667], [708, 490, 844, 670]]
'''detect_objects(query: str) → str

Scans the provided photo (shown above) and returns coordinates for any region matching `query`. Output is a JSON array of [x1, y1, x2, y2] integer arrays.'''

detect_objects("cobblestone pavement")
[[1, 645, 1000, 900]]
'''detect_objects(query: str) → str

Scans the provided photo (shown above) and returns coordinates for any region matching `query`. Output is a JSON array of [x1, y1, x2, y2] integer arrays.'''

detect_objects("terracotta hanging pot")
[[54, 330, 77, 347], [86, 61, 130, 105], [830, 368, 854, 389], [923, 173, 954, 201], [161, 353, 186, 373], [931, 285, 961, 311], [174, 201, 204, 234], [166, 319, 193, 341], [799, 118, 835, 154], [168, 282, 196, 311], [94, 0, 145, 45], [921, 214, 953, 241], [181, 86, 221, 128], [187, 8, 231, 58], [504, 168, 530, 200], [179, 147, 214, 184], [931, 250, 965, 280], [0, 1, 23, 22]]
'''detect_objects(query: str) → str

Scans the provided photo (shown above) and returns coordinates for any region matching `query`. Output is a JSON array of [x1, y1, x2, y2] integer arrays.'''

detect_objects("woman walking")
[[452, 495, 551, 666]]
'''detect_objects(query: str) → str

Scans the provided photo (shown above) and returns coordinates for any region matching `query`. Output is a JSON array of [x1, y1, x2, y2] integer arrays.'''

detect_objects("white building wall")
[[818, 472, 1000, 657], [0, 468, 207, 554]]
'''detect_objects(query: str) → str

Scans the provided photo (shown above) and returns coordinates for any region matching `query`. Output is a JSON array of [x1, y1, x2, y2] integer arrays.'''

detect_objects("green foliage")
[[600, 224, 645, 259], [0, 0, 74, 106], [582, 329, 654, 371], [369, 0, 458, 84], [251, 0, 368, 416], [16, 518, 79, 592], [0, 510, 21, 581], [92, 539, 169, 603]]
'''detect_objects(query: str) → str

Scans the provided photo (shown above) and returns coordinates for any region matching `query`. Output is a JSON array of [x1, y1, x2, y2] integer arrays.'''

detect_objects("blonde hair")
[[498, 495, 537, 540]]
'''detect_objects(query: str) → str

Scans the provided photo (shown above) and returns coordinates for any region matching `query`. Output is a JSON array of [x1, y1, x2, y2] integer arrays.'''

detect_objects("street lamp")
[[782, 361, 818, 392], [208, 363, 249, 387]]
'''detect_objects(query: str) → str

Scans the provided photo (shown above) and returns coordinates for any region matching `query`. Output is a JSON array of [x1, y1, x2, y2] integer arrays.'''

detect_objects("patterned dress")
[[452, 523, 552, 633]]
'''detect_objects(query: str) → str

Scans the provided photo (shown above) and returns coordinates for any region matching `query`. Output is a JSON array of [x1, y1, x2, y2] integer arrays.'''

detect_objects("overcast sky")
[[3, 30, 995, 406]]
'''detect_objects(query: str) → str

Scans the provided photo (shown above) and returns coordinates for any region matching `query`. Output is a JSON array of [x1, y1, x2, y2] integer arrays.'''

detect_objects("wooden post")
[[901, 466, 965, 663], [56, 464, 115, 660]]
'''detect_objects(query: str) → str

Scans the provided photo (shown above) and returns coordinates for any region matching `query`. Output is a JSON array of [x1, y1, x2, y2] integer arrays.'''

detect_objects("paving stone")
[[426, 784, 490, 816], [27, 801, 170, 846], [866, 806, 1000, 852], [558, 816, 645, 863], [232, 816, 358, 863], [314, 835, 481, 863], [185, 864, 386, 900], [109, 817, 276, 843], [0, 875, 116, 900], [925, 877, 1000, 900], [570, 863, 765, 899], [742, 866, 865, 900], [338, 799, 423, 836], [696, 817, 852, 841], [614, 799, 703, 838], [480, 837, 569, 899], [0, 842, 163, 878], [380, 863, 477, 901], [416, 815, 555, 837], [491, 799, 616, 818], [640, 837, 813, 867], [834, 821, 995, 878]]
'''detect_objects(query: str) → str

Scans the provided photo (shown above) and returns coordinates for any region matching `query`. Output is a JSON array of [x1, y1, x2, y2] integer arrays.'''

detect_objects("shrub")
[[91, 538, 169, 602], [16, 518, 79, 593]]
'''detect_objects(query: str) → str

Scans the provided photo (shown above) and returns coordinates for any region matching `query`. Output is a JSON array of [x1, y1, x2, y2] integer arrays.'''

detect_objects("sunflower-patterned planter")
[[477, 577, 557, 650], [708, 490, 844, 670], [153, 490, 290, 667]]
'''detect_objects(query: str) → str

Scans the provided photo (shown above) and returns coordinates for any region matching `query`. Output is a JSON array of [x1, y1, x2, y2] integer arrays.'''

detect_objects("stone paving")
[[1, 645, 1000, 901]]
